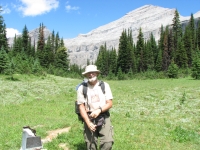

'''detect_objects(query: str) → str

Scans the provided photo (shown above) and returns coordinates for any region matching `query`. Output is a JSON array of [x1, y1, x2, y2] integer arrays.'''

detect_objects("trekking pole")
[[89, 119, 96, 150]]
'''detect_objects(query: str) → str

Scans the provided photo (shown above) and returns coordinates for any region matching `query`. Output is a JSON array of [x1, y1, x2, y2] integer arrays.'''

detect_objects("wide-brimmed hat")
[[82, 65, 100, 75]]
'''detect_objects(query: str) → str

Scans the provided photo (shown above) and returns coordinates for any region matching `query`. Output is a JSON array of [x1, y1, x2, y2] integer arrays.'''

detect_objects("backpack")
[[75, 81, 105, 122]]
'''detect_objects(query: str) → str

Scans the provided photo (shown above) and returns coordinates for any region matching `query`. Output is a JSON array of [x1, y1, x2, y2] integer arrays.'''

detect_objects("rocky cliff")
[[64, 5, 200, 67]]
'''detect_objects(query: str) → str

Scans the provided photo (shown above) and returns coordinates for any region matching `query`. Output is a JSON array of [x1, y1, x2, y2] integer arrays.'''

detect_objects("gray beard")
[[88, 76, 97, 82]]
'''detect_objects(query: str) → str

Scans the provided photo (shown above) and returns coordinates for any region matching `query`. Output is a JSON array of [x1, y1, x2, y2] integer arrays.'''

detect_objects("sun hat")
[[82, 65, 100, 75]]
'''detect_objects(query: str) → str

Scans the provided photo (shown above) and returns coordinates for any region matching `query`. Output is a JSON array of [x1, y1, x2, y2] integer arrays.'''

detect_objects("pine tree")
[[99, 43, 109, 76], [155, 48, 162, 72], [162, 26, 170, 71], [191, 51, 200, 79], [51, 30, 55, 53], [172, 9, 182, 65], [127, 29, 135, 72], [22, 25, 29, 54], [36, 23, 46, 66], [0, 8, 8, 52], [183, 26, 193, 67], [109, 48, 117, 74], [54, 46, 69, 71], [95, 45, 104, 72], [136, 28, 145, 72], [143, 41, 148, 71], [41, 36, 51, 68], [55, 32, 60, 53], [131, 45, 137, 73], [167, 59, 178, 78], [196, 20, 200, 50], [117, 29, 128, 73], [13, 36, 23, 54], [177, 37, 188, 68], [37, 23, 45, 51], [149, 33, 157, 70], [188, 14, 196, 51], [0, 46, 9, 73]]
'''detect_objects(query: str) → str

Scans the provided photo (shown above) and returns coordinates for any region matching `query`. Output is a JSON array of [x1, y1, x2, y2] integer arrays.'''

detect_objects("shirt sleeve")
[[77, 85, 86, 104], [104, 82, 113, 100]]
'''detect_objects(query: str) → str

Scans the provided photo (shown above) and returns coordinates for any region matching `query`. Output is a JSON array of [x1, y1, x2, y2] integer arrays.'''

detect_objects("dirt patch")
[[59, 143, 69, 150], [41, 127, 71, 149]]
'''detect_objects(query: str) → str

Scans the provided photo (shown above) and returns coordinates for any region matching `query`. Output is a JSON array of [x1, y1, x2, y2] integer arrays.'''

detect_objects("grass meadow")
[[0, 74, 200, 150]]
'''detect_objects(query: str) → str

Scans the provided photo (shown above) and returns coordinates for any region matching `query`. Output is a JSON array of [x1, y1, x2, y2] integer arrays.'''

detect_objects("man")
[[77, 65, 114, 150]]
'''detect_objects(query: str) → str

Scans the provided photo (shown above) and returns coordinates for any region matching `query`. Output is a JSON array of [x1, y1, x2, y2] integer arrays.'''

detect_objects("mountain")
[[64, 5, 200, 67], [7, 5, 200, 67]]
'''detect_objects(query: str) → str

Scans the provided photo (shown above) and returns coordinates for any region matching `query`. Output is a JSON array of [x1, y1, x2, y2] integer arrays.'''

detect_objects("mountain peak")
[[64, 5, 179, 66]]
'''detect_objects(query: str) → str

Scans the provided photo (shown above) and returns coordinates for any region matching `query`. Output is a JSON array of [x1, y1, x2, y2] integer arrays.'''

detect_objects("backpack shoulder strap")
[[82, 81, 105, 98], [82, 82, 88, 99], [98, 80, 105, 94]]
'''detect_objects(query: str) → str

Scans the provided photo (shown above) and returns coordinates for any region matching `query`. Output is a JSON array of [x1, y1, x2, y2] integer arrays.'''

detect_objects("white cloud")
[[6, 28, 21, 38], [17, 0, 59, 16], [1, 5, 11, 14], [65, 5, 79, 12]]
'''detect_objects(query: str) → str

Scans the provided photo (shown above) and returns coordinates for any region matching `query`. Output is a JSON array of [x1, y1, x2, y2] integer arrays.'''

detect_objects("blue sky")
[[1, 0, 199, 39]]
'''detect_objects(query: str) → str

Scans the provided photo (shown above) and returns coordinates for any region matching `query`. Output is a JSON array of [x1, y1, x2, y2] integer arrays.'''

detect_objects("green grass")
[[0, 74, 200, 150]]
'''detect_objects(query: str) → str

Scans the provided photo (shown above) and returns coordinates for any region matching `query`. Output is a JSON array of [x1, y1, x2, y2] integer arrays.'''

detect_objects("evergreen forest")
[[1, 7, 200, 80]]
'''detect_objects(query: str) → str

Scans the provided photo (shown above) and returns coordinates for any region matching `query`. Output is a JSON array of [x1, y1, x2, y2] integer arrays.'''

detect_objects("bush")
[[191, 55, 200, 79], [167, 61, 179, 78]]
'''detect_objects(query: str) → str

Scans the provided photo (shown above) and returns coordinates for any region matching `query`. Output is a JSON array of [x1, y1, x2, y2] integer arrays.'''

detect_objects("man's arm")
[[79, 103, 97, 131], [89, 99, 112, 118], [102, 99, 112, 113]]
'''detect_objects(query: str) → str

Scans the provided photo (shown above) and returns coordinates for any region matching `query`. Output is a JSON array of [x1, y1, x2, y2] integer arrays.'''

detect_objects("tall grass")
[[0, 74, 199, 150]]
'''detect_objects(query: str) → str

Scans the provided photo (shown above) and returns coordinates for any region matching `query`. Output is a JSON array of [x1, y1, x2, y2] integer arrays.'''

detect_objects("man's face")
[[85, 72, 98, 83]]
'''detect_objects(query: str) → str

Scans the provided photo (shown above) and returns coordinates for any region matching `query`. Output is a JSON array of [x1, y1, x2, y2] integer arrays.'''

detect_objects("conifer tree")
[[126, 29, 135, 72], [191, 51, 200, 79], [162, 26, 170, 71], [172, 9, 182, 52], [51, 30, 55, 53], [176, 37, 188, 68], [109, 48, 117, 74], [183, 26, 193, 67], [95, 45, 104, 72], [136, 28, 145, 72], [60, 38, 65, 47], [149, 33, 157, 69], [22, 25, 29, 54], [28, 37, 35, 57], [167, 59, 178, 78], [155, 48, 162, 72], [143, 41, 148, 71], [188, 14, 196, 51], [0, 46, 9, 73], [131, 45, 137, 73], [0, 7, 8, 52], [36, 23, 45, 66], [197, 20, 200, 49], [54, 46, 69, 71], [37, 23, 45, 51], [117, 29, 128, 73], [55, 32, 60, 52], [13, 36, 23, 54], [168, 28, 174, 65], [98, 43, 109, 76], [41, 36, 51, 68], [158, 25, 165, 53]]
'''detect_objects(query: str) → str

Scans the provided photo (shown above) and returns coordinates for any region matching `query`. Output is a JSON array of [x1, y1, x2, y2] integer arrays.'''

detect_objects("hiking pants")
[[84, 116, 114, 150]]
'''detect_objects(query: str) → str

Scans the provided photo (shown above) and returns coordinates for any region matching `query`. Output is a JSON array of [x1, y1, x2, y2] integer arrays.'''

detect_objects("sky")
[[1, 0, 199, 39]]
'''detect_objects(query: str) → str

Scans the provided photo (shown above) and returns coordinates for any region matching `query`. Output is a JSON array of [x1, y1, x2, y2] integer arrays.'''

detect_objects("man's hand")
[[89, 108, 101, 118], [87, 122, 97, 132]]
